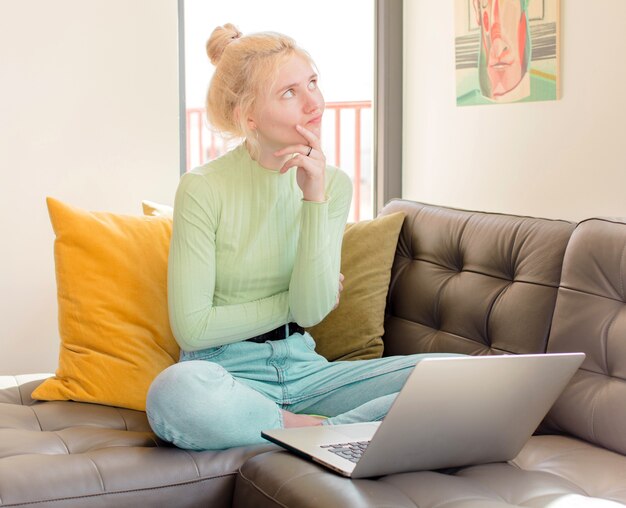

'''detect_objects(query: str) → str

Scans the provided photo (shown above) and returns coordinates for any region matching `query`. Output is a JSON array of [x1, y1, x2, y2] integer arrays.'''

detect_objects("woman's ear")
[[235, 105, 257, 131]]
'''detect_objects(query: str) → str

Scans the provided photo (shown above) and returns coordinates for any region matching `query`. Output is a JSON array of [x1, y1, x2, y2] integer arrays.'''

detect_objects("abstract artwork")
[[455, 0, 560, 106]]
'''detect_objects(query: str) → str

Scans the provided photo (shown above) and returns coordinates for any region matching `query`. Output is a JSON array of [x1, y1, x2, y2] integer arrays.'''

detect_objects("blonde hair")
[[205, 23, 315, 159]]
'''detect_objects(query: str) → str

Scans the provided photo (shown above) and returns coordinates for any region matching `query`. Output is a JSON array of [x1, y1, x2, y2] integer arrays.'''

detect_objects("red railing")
[[325, 101, 371, 221], [186, 100, 372, 221]]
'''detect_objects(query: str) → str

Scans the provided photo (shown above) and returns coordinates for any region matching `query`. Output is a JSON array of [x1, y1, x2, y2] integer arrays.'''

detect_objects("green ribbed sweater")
[[168, 144, 353, 351]]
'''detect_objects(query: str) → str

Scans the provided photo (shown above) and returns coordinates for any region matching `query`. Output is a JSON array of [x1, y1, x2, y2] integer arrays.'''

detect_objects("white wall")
[[0, 0, 180, 374], [403, 0, 626, 222]]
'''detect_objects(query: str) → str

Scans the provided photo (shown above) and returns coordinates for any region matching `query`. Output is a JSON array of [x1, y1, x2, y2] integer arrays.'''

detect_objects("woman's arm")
[[288, 167, 352, 326], [167, 173, 290, 351]]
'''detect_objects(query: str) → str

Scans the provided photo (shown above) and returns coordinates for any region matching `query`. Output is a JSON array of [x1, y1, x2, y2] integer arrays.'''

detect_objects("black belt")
[[245, 322, 304, 343]]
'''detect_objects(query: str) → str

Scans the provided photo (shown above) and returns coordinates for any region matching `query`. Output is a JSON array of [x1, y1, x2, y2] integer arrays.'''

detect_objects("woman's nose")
[[304, 88, 323, 113]]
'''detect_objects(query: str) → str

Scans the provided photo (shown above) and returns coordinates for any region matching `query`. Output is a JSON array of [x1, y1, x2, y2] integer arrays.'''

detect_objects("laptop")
[[261, 352, 585, 478]]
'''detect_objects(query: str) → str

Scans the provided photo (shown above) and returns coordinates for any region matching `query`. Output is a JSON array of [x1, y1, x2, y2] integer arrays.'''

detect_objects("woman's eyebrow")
[[277, 74, 318, 93]]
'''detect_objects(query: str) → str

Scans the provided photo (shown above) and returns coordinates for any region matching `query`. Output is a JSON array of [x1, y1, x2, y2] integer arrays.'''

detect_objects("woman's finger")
[[274, 144, 313, 159], [279, 154, 312, 174], [296, 124, 321, 150]]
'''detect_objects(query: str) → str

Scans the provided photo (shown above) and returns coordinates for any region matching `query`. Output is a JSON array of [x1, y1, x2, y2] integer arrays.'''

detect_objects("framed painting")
[[455, 0, 560, 106]]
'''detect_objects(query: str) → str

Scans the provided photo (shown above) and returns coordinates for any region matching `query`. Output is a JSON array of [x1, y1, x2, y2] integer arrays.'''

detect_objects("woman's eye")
[[282, 89, 295, 98], [308, 80, 317, 90]]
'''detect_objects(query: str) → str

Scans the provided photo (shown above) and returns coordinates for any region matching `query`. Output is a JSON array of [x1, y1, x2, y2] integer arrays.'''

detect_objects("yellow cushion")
[[31, 198, 179, 411], [306, 212, 405, 361], [142, 199, 173, 219]]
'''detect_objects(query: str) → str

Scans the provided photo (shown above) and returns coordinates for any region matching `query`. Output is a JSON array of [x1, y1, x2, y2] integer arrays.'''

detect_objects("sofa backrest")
[[380, 200, 575, 356], [543, 218, 626, 455]]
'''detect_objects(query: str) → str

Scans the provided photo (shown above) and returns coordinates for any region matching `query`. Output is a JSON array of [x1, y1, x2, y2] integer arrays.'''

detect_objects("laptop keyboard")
[[321, 441, 370, 463]]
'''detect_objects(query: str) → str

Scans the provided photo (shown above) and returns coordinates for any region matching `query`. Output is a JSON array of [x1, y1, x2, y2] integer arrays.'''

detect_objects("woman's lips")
[[306, 115, 323, 126]]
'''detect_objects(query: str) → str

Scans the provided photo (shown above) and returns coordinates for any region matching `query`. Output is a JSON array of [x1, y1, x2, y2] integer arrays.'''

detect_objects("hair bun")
[[206, 23, 242, 65]]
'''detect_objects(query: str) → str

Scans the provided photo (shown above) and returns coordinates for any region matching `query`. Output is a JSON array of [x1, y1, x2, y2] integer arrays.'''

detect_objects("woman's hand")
[[274, 124, 326, 202], [333, 273, 344, 310]]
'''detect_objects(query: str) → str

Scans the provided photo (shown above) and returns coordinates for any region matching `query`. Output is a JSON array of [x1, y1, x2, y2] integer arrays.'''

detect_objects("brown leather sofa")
[[2, 199, 625, 507]]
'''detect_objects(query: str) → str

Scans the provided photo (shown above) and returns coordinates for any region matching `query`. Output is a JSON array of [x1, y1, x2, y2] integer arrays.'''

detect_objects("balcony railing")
[[186, 100, 372, 221]]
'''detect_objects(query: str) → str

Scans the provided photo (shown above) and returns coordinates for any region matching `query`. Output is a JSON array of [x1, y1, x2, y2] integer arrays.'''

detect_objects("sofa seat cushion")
[[511, 434, 626, 504], [234, 436, 626, 508], [0, 376, 274, 507]]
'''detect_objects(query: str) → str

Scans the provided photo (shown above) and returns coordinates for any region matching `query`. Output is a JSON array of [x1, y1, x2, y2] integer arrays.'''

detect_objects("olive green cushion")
[[306, 212, 405, 361]]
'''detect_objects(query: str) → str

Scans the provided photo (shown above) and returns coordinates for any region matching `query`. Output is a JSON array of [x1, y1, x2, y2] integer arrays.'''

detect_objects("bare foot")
[[282, 410, 325, 428]]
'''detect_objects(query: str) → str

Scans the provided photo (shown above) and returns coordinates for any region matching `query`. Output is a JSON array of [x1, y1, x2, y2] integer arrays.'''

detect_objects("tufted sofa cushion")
[[379, 200, 576, 356], [0, 375, 274, 507], [544, 218, 626, 456]]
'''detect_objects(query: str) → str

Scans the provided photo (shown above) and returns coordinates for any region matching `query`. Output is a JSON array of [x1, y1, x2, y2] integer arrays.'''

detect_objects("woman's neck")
[[246, 140, 292, 172]]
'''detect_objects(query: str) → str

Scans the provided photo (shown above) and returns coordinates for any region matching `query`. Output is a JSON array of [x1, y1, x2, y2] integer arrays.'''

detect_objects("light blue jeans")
[[146, 332, 456, 450]]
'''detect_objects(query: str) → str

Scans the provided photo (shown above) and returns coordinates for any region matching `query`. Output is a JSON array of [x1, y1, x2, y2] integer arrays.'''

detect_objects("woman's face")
[[250, 54, 325, 152]]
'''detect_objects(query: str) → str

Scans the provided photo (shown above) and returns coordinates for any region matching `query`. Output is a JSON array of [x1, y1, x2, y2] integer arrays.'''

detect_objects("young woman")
[[146, 24, 453, 450]]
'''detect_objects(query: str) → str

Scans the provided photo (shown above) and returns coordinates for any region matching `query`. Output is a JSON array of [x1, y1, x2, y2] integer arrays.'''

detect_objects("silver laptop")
[[262, 352, 585, 478]]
